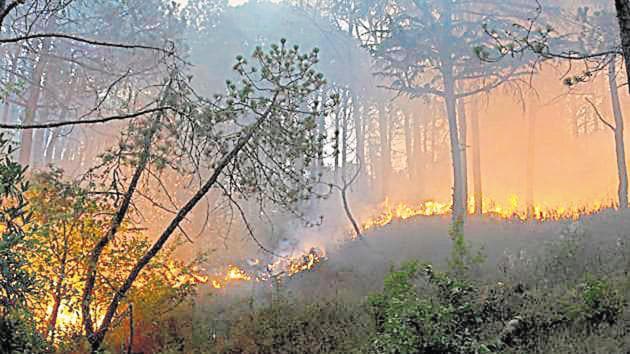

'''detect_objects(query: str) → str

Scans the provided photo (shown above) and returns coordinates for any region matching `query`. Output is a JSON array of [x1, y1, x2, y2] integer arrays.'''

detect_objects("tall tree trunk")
[[48, 240, 68, 343], [615, 0, 630, 94], [403, 110, 413, 181], [19, 36, 52, 165], [457, 98, 468, 213], [333, 96, 341, 179], [608, 60, 629, 209], [470, 100, 483, 215], [47, 293, 62, 343], [88, 104, 271, 352], [430, 113, 437, 163], [353, 96, 365, 186], [378, 103, 391, 199], [44, 129, 60, 165], [525, 106, 536, 219], [341, 96, 349, 182], [2, 46, 20, 124], [31, 121, 48, 168], [443, 69, 465, 223], [412, 115, 423, 182]]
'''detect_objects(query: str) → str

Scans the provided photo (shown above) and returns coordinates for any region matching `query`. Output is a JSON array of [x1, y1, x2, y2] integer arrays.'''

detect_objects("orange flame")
[[210, 248, 325, 288], [210, 265, 252, 289], [361, 196, 613, 231]]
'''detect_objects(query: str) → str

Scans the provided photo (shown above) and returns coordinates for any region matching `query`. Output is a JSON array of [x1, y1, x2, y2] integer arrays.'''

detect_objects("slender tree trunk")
[[87, 92, 280, 352], [44, 129, 60, 164], [20, 76, 44, 166], [31, 116, 47, 169], [403, 110, 413, 181], [525, 106, 536, 219], [615, 0, 630, 94], [334, 96, 341, 179], [2, 46, 20, 124], [457, 98, 468, 213], [470, 100, 483, 215], [431, 113, 438, 163], [412, 115, 423, 183], [127, 304, 134, 354], [608, 60, 629, 209], [443, 68, 465, 223], [48, 242, 68, 343], [341, 184, 362, 239], [378, 103, 391, 199], [19, 34, 53, 166], [47, 293, 62, 343], [353, 96, 365, 187], [341, 97, 349, 182]]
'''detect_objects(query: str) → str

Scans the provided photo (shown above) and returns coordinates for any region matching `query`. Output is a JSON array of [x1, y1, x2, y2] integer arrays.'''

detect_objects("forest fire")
[[209, 248, 326, 289], [165, 260, 209, 288], [211, 265, 253, 289], [271, 247, 326, 277], [208, 196, 614, 290], [361, 197, 614, 231], [361, 199, 452, 230]]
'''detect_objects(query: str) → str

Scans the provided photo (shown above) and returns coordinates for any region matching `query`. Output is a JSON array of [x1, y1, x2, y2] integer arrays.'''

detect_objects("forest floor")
[[133, 211, 630, 353]]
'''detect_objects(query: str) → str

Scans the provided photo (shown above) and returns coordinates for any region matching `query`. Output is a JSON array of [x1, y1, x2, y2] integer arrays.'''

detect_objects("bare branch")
[[585, 97, 615, 132], [0, 32, 174, 55], [0, 106, 177, 129]]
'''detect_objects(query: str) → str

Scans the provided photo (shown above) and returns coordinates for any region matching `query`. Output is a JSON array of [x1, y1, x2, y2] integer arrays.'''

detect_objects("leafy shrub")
[[448, 220, 486, 279], [0, 310, 47, 353], [571, 277, 625, 325], [0, 134, 32, 315], [213, 299, 371, 354], [367, 261, 495, 354]]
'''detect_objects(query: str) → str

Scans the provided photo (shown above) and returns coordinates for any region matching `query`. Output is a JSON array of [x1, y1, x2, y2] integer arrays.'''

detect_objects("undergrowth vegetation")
[[151, 225, 630, 354]]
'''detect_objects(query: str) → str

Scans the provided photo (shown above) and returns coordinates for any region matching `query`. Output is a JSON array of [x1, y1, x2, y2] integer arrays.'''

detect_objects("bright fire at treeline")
[[205, 196, 613, 289], [361, 197, 615, 229]]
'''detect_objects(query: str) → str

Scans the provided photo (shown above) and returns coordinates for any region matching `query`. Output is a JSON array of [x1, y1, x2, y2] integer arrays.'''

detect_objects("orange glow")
[[271, 247, 326, 276], [210, 264, 253, 289], [46, 303, 82, 335], [165, 260, 209, 288], [210, 248, 325, 288], [361, 198, 451, 230], [360, 197, 613, 231]]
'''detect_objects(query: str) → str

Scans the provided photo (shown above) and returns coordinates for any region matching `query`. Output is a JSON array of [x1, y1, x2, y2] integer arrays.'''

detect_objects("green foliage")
[[131, 225, 630, 354], [213, 299, 371, 354], [567, 277, 625, 326], [448, 220, 486, 279], [20, 169, 204, 345], [0, 134, 32, 315], [0, 309, 47, 354], [367, 262, 494, 354], [0, 80, 24, 104]]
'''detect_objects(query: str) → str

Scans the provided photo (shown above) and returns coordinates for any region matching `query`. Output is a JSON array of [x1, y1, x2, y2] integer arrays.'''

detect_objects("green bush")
[[566, 277, 626, 325], [0, 310, 47, 354], [367, 261, 495, 354], [213, 299, 371, 354]]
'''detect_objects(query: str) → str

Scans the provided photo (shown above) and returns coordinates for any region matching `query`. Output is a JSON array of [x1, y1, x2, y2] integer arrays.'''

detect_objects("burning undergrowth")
[[209, 247, 326, 289], [201, 196, 621, 290]]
